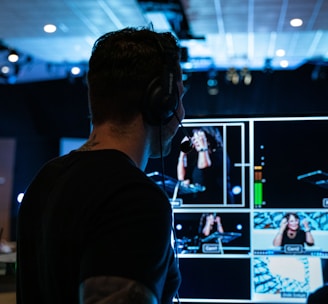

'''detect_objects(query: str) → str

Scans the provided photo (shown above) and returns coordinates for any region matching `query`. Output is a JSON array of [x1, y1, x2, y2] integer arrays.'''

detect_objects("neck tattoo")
[[77, 135, 99, 152]]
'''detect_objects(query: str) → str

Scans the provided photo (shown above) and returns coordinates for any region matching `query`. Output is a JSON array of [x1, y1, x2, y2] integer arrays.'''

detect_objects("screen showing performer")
[[174, 210, 249, 255], [176, 126, 235, 204], [272, 213, 315, 248]]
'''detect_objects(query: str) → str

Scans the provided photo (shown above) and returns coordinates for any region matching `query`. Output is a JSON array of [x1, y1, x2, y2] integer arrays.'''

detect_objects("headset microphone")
[[173, 111, 193, 153]]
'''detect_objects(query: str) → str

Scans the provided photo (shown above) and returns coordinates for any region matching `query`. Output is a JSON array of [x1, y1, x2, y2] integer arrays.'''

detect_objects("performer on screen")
[[177, 126, 234, 204], [198, 213, 224, 238], [272, 212, 315, 247]]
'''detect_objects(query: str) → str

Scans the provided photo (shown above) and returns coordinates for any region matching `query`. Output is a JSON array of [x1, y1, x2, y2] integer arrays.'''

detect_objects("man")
[[307, 284, 328, 304], [17, 27, 185, 304]]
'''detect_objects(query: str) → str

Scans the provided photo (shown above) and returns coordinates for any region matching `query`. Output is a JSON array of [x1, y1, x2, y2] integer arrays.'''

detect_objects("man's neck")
[[78, 117, 151, 170]]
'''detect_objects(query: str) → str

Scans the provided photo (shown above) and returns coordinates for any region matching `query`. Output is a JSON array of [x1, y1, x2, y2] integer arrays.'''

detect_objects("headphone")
[[142, 39, 179, 126]]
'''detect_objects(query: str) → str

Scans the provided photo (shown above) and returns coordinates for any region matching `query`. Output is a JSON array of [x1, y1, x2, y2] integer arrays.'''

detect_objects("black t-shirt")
[[281, 229, 306, 246], [17, 150, 181, 304], [184, 148, 234, 203]]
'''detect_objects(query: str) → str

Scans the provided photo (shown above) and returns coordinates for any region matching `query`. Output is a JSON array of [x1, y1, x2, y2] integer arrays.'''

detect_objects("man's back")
[[17, 149, 180, 303]]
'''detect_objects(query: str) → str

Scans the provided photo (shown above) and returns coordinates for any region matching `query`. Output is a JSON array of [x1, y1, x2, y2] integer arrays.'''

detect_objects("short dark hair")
[[87, 27, 180, 125]]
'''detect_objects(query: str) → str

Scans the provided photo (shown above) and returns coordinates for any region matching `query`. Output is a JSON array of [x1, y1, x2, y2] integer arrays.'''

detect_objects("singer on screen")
[[177, 126, 234, 204], [272, 213, 315, 248]]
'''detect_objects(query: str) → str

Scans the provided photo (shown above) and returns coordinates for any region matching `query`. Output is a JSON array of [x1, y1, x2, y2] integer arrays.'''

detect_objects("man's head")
[[87, 27, 182, 127]]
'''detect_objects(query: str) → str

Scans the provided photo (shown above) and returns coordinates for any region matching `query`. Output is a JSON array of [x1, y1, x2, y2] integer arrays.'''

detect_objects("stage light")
[[66, 63, 87, 83], [0, 63, 20, 84], [1, 65, 10, 74], [280, 60, 289, 68], [276, 49, 286, 57], [226, 68, 240, 85], [240, 67, 252, 85], [290, 18, 303, 27], [70, 66, 82, 76], [43, 24, 57, 33], [8, 50, 19, 63]]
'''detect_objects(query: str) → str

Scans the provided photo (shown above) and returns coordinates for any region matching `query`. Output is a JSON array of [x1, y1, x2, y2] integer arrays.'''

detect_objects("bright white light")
[[236, 224, 243, 230], [290, 18, 303, 27], [176, 224, 182, 231], [280, 60, 289, 68], [232, 185, 242, 195], [44, 24, 57, 33], [276, 49, 285, 57], [70, 66, 81, 75], [17, 192, 24, 203], [8, 53, 19, 63], [1, 65, 10, 74]]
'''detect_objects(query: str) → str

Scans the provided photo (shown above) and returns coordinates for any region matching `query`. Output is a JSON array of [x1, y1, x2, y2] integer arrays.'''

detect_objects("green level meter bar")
[[254, 181, 263, 207]]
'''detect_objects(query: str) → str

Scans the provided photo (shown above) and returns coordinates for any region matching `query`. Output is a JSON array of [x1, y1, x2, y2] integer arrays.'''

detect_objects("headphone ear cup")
[[142, 76, 178, 125]]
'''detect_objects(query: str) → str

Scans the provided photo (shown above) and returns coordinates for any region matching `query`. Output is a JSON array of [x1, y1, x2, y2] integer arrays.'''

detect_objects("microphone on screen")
[[173, 111, 193, 153], [180, 138, 193, 153]]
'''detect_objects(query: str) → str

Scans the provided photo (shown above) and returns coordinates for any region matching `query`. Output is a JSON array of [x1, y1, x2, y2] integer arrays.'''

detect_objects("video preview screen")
[[61, 116, 328, 303]]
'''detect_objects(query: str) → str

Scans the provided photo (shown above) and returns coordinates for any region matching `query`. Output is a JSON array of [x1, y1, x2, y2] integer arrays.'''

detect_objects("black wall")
[[0, 79, 90, 238], [0, 63, 327, 239], [183, 63, 328, 117]]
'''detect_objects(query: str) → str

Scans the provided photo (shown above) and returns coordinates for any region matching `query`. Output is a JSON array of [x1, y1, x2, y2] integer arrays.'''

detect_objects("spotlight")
[[290, 18, 303, 27], [1, 65, 10, 74], [70, 66, 82, 76], [226, 68, 239, 85], [240, 67, 252, 85], [231, 72, 239, 85], [8, 50, 19, 63], [43, 24, 57, 33], [66, 63, 87, 83], [0, 63, 20, 84]]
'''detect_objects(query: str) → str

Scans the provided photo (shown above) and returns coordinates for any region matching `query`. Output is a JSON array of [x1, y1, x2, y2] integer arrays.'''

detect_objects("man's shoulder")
[[308, 284, 328, 303]]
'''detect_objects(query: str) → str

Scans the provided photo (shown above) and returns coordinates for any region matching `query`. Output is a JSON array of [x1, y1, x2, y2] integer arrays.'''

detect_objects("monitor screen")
[[145, 116, 328, 303], [60, 116, 328, 303]]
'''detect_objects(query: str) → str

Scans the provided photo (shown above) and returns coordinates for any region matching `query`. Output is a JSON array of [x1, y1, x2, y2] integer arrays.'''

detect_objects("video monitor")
[[146, 120, 250, 208], [253, 118, 328, 209], [146, 117, 328, 209], [253, 210, 328, 255], [253, 256, 326, 303], [61, 116, 328, 304], [251, 209, 328, 303], [178, 257, 251, 301], [147, 116, 328, 304], [173, 208, 250, 255]]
